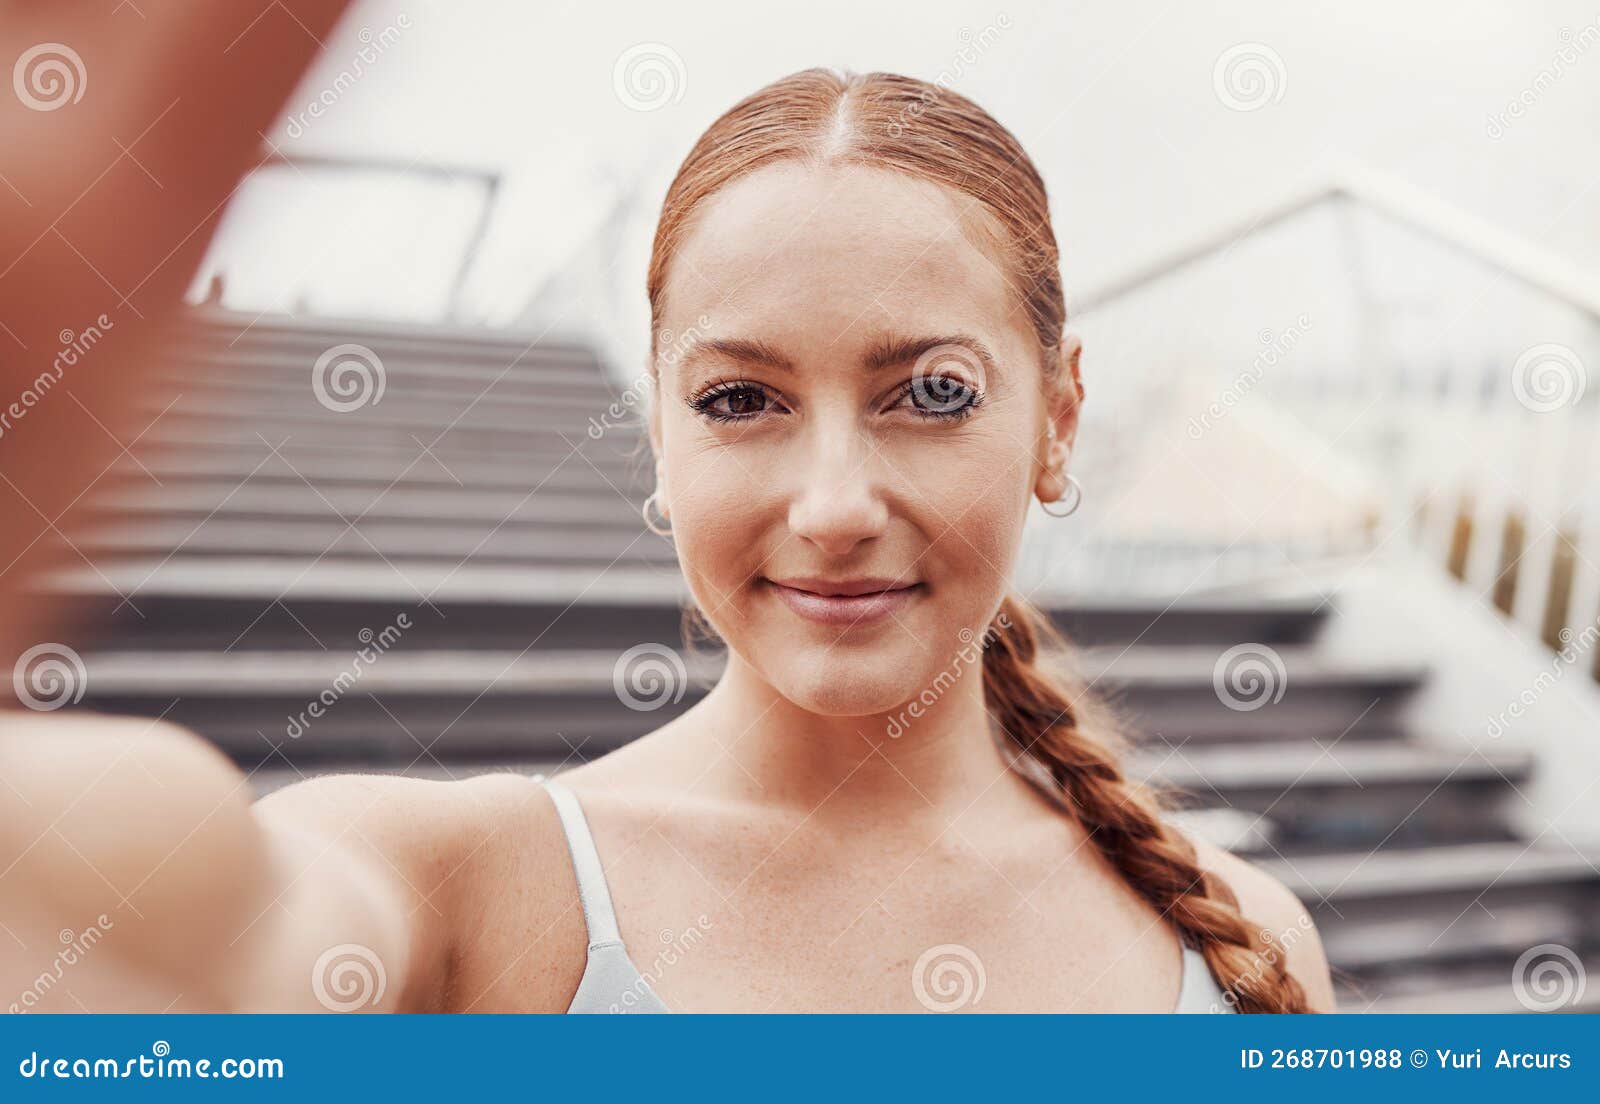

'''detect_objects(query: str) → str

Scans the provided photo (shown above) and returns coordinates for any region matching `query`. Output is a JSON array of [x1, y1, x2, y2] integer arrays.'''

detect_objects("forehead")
[[662, 160, 1029, 358]]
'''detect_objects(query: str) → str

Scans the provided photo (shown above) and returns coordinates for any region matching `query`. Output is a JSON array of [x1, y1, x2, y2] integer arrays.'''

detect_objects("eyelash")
[[687, 377, 985, 423]]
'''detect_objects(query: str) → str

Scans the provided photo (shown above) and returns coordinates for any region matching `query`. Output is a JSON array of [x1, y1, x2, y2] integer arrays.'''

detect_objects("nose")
[[785, 421, 890, 558]]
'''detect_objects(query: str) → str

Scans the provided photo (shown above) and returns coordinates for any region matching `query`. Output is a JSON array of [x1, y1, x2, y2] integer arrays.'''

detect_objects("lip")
[[764, 577, 923, 626]]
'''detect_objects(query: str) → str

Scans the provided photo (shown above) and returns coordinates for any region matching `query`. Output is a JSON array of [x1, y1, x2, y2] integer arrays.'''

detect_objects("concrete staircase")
[[45, 310, 1600, 1014]]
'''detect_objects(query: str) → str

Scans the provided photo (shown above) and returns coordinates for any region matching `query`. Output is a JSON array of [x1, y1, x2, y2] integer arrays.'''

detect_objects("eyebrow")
[[862, 333, 998, 375], [678, 337, 796, 373], [677, 333, 997, 375]]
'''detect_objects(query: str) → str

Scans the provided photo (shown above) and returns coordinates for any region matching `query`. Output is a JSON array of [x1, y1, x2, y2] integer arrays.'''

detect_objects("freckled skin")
[[653, 161, 1057, 717]]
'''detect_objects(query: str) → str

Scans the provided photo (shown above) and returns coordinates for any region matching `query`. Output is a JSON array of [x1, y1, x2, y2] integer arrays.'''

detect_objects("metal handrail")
[[259, 151, 502, 322], [1075, 160, 1600, 322]]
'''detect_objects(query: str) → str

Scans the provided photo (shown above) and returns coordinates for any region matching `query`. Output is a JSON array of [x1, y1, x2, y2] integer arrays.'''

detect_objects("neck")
[[685, 649, 1036, 823]]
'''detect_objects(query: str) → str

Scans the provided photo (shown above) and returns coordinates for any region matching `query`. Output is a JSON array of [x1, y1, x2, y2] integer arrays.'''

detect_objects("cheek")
[[894, 417, 1034, 560], [662, 432, 773, 602]]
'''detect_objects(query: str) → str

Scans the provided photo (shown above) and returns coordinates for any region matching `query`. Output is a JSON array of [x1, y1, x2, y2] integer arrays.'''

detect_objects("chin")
[[765, 642, 932, 717]]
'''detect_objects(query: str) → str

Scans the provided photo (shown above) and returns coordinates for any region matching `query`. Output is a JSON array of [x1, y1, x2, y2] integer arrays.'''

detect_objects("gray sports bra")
[[540, 777, 1237, 1014]]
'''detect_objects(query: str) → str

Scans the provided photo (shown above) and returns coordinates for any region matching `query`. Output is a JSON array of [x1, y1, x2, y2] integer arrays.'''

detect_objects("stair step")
[[85, 484, 649, 527], [1260, 840, 1600, 903], [146, 410, 638, 455], [1078, 644, 1427, 739], [1049, 595, 1327, 646], [75, 519, 679, 565], [1323, 901, 1586, 973], [163, 350, 616, 388], [179, 311, 597, 367], [121, 428, 643, 466], [1364, 962, 1600, 1013], [1141, 742, 1533, 851], [101, 453, 646, 492], [144, 383, 625, 425], [1141, 741, 1531, 790]]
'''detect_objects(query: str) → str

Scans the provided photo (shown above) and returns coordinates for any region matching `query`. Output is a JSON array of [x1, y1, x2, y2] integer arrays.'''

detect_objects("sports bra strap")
[[539, 777, 624, 947]]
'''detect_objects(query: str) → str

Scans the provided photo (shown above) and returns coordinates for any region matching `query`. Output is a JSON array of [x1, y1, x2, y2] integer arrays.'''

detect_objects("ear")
[[645, 373, 668, 513], [1032, 333, 1084, 504]]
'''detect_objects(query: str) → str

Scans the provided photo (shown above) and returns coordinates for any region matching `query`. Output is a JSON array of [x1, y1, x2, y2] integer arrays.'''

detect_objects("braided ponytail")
[[983, 593, 1310, 1013]]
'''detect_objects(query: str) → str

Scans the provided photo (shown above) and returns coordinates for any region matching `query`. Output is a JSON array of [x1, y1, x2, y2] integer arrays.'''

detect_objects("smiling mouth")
[[762, 577, 924, 626]]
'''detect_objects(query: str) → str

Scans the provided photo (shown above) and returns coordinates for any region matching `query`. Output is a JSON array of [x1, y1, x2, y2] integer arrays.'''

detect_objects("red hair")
[[647, 68, 1310, 1013]]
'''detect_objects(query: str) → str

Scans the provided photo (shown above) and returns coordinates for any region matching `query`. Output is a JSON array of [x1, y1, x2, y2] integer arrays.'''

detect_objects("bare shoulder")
[[254, 770, 587, 1012], [1185, 831, 1339, 1012]]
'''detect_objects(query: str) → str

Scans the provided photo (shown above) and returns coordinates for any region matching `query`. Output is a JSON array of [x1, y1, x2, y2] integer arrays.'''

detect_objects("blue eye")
[[900, 374, 983, 420]]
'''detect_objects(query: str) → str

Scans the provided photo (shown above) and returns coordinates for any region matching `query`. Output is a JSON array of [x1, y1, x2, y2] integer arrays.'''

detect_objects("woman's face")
[[652, 160, 1078, 717]]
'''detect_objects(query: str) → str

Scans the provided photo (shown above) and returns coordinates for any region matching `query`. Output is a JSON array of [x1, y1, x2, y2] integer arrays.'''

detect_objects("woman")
[[2, 69, 1335, 1013]]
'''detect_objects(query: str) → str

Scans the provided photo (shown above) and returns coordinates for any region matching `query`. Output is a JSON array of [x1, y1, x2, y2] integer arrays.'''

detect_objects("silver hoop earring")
[[1040, 473, 1082, 518], [642, 490, 673, 538]]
